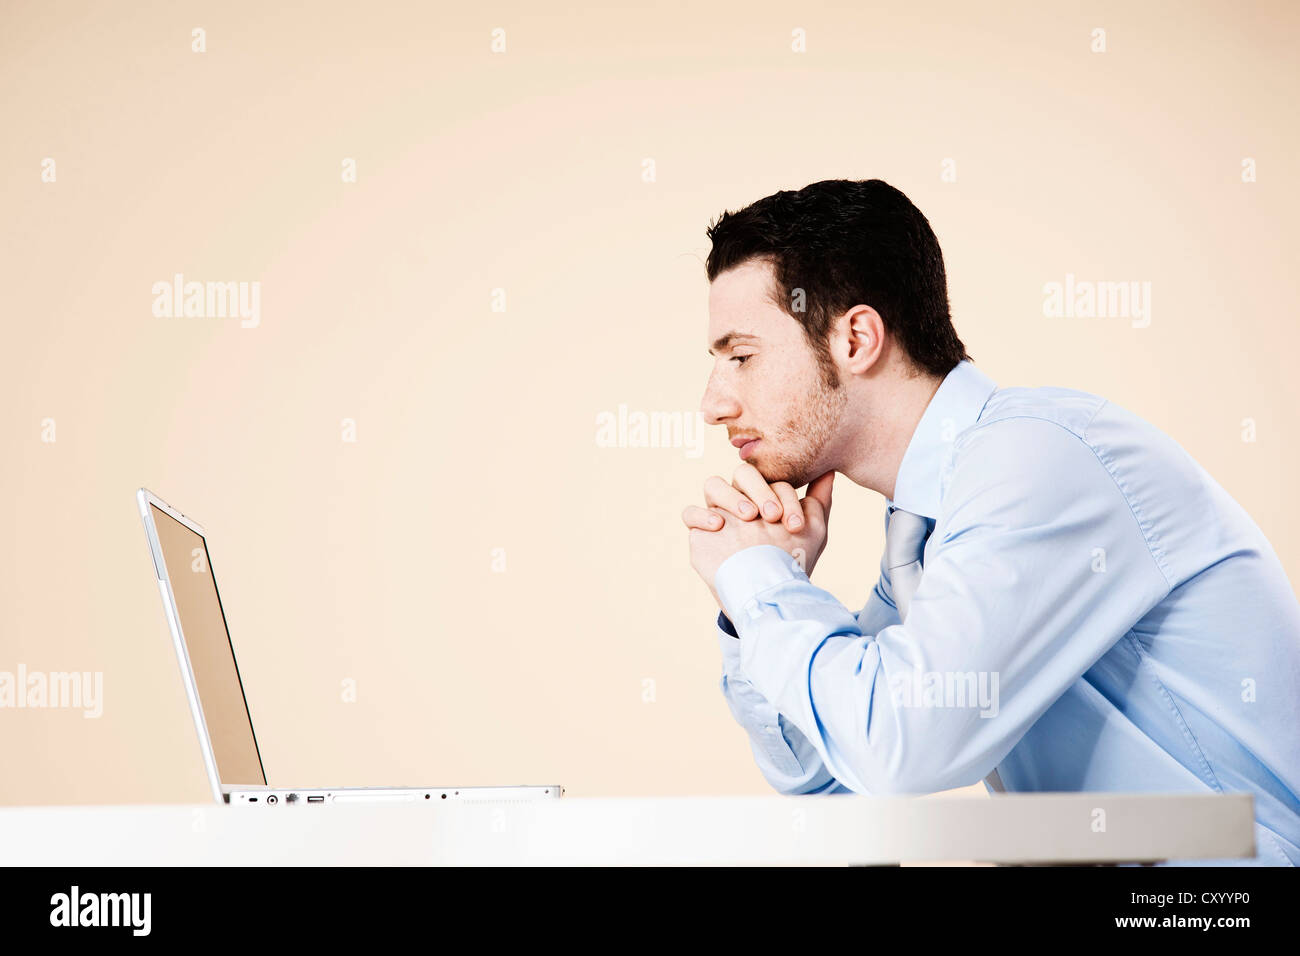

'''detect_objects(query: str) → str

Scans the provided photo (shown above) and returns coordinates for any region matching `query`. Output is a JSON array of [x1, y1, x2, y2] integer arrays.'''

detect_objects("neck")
[[836, 368, 943, 501]]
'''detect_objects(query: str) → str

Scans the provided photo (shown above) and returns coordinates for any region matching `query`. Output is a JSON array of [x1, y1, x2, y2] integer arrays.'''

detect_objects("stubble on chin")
[[757, 392, 845, 489], [745, 342, 847, 487]]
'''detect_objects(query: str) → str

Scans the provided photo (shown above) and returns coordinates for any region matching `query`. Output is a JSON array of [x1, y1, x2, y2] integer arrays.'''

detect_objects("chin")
[[759, 462, 809, 488]]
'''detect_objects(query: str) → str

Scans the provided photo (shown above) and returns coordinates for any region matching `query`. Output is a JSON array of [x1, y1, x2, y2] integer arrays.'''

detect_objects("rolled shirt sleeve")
[[715, 508, 900, 795], [717, 618, 850, 794]]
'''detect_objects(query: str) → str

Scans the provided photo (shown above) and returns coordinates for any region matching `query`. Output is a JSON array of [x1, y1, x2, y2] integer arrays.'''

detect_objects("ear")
[[842, 306, 885, 373]]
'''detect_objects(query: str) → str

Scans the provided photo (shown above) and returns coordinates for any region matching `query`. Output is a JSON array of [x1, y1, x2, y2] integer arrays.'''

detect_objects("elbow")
[[856, 759, 992, 797], [769, 774, 854, 797], [852, 767, 929, 796], [841, 735, 968, 796]]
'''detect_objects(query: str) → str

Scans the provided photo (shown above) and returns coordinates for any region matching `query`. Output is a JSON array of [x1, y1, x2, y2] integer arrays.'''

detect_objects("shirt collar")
[[886, 359, 998, 520]]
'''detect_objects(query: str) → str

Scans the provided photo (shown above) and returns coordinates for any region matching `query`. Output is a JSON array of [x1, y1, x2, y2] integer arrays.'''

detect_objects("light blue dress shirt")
[[716, 359, 1300, 865]]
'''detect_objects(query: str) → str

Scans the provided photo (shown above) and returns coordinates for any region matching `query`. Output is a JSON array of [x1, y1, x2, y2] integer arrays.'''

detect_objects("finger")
[[802, 471, 836, 522], [731, 463, 783, 522], [681, 504, 724, 530], [770, 481, 804, 531], [703, 474, 759, 520]]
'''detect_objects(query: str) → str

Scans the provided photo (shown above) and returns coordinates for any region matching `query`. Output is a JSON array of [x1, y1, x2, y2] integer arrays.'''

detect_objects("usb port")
[[307, 795, 325, 803]]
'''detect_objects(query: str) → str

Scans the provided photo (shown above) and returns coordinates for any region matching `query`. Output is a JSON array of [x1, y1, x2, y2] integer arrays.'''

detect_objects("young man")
[[684, 178, 1300, 866]]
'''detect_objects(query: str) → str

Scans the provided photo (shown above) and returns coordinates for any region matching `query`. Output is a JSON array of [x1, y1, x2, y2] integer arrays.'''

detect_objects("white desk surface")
[[0, 792, 1255, 866]]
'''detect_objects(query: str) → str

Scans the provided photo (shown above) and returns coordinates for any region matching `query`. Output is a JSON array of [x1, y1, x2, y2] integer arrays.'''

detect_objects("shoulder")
[[942, 384, 1135, 517], [955, 383, 1180, 477], [948, 384, 1109, 480], [971, 384, 1108, 440], [939, 386, 1174, 589]]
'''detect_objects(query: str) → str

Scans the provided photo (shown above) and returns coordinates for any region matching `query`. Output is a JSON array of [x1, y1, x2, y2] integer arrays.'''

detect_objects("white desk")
[[0, 793, 1255, 865]]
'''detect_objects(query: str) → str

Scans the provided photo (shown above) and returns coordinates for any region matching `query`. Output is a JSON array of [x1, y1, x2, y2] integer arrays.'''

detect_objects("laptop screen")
[[151, 504, 267, 787]]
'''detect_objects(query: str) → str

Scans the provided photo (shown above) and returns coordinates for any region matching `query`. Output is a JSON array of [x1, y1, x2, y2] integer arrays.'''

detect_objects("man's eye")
[[731, 355, 751, 366]]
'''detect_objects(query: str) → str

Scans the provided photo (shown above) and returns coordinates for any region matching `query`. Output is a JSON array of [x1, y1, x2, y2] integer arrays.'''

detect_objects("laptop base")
[[224, 784, 562, 806]]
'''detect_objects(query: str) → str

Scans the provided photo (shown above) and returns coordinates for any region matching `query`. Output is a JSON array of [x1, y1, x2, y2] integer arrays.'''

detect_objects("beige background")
[[1, 0, 1297, 807]]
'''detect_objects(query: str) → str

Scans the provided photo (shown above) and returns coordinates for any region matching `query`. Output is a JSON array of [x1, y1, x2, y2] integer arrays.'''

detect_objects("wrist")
[[714, 544, 810, 625]]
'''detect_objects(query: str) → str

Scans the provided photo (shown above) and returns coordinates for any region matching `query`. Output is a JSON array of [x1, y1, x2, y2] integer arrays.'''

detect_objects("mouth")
[[734, 438, 761, 460]]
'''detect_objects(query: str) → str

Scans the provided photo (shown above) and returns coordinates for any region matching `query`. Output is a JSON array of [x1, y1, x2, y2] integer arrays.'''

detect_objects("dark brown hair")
[[705, 179, 971, 378]]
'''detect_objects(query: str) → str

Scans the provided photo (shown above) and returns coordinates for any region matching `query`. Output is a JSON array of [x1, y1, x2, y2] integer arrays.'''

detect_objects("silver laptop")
[[137, 488, 563, 806]]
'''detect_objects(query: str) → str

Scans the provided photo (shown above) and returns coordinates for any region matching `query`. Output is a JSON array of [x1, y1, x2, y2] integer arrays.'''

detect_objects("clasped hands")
[[683, 464, 836, 612]]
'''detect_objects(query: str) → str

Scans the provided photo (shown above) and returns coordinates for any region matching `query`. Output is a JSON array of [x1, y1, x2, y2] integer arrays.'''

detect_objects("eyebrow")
[[708, 332, 760, 356]]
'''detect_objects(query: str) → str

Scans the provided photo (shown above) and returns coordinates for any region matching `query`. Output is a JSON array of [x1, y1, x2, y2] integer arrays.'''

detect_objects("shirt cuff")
[[714, 544, 810, 629]]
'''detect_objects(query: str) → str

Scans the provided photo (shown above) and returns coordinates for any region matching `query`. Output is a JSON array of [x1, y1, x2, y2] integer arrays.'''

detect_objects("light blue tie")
[[885, 506, 930, 622], [885, 505, 1007, 793]]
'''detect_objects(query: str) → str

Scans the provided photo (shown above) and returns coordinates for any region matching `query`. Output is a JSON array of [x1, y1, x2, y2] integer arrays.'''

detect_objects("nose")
[[700, 367, 740, 426]]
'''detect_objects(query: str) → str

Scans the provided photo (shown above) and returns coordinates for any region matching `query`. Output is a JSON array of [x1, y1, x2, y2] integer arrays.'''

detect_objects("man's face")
[[701, 259, 848, 488]]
